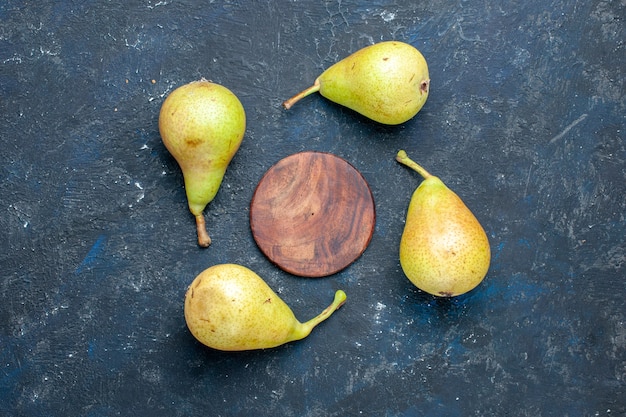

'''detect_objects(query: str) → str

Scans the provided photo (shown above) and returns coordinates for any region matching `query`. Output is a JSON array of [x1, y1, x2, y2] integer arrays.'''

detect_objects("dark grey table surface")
[[1, 1, 624, 416]]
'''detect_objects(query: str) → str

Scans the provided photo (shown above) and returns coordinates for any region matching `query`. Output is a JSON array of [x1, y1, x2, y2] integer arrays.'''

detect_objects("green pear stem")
[[283, 79, 321, 109], [395, 150, 433, 179], [300, 290, 347, 333], [195, 215, 211, 247]]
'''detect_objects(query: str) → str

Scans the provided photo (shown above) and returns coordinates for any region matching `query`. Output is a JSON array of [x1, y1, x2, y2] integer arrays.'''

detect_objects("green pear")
[[184, 264, 347, 351], [395, 150, 490, 297], [159, 79, 246, 247], [283, 41, 430, 125]]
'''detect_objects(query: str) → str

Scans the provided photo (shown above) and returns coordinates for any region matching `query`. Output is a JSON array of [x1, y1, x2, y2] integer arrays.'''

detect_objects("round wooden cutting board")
[[250, 151, 376, 277]]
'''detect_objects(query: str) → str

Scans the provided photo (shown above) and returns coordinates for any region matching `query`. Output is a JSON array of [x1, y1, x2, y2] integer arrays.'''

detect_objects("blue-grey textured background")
[[1, 1, 624, 416]]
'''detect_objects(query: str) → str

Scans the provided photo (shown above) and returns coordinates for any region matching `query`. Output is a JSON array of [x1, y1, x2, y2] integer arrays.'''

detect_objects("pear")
[[184, 264, 347, 351], [395, 150, 490, 297], [159, 79, 246, 247], [283, 41, 430, 125]]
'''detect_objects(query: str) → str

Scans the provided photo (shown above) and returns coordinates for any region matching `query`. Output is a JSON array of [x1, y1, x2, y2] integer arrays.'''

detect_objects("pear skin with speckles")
[[159, 79, 246, 248], [184, 264, 347, 351], [395, 151, 490, 297], [283, 41, 430, 125]]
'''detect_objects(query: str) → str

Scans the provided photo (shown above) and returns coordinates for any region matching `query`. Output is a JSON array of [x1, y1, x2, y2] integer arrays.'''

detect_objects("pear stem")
[[195, 215, 211, 247], [282, 79, 321, 109], [301, 290, 347, 332], [395, 150, 433, 179]]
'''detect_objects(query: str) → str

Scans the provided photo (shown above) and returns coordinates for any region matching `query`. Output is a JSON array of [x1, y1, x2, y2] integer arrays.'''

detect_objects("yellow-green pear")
[[159, 79, 246, 247], [184, 264, 347, 351], [283, 41, 430, 125], [395, 150, 490, 297]]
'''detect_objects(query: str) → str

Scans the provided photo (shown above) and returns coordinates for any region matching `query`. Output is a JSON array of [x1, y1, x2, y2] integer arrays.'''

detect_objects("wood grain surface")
[[250, 151, 375, 277]]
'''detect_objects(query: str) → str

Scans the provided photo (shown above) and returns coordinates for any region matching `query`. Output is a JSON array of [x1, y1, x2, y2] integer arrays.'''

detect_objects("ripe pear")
[[184, 264, 347, 351], [159, 79, 246, 247], [283, 41, 430, 125], [395, 150, 490, 297]]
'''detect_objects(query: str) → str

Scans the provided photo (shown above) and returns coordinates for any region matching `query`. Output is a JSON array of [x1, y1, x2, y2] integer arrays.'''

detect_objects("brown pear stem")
[[282, 79, 321, 109], [395, 150, 433, 179], [195, 215, 211, 247]]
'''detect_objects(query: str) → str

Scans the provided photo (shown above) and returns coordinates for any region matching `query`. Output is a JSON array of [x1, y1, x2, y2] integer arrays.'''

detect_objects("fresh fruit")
[[395, 150, 490, 297], [159, 79, 246, 247], [283, 41, 430, 125], [184, 264, 347, 351]]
